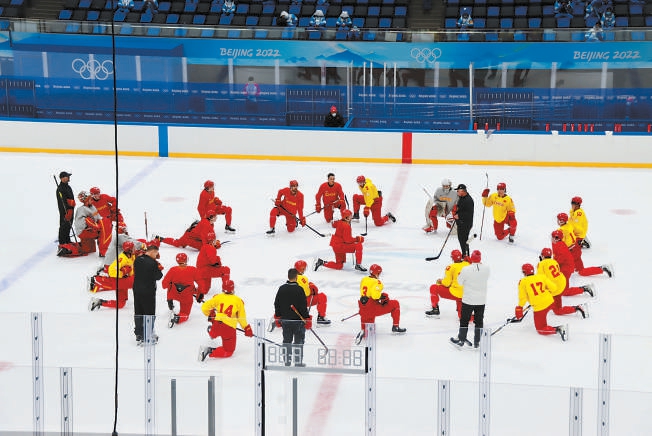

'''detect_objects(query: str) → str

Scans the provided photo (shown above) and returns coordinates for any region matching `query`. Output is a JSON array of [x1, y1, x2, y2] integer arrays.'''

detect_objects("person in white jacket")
[[450, 250, 490, 349]]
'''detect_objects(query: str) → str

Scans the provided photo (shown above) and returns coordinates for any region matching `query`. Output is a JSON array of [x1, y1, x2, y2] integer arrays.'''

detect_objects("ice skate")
[[386, 212, 396, 223], [168, 313, 180, 328], [267, 316, 276, 332], [425, 305, 440, 318], [423, 225, 436, 234], [391, 325, 406, 334], [508, 235, 514, 243], [354, 264, 367, 272], [88, 298, 102, 311], [266, 228, 275, 236], [449, 337, 472, 350], [352, 212, 360, 222], [582, 284, 595, 298], [601, 264, 613, 278], [225, 225, 236, 233], [556, 324, 568, 342], [354, 330, 365, 345], [136, 336, 144, 347], [199, 346, 215, 362], [313, 258, 325, 271], [87, 276, 95, 291], [575, 303, 589, 319], [580, 238, 591, 249], [317, 315, 331, 326]]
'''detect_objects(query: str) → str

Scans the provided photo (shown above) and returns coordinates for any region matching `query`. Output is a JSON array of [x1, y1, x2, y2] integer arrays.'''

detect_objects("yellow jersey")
[[482, 192, 516, 223], [517, 273, 555, 312], [537, 258, 566, 297], [358, 178, 380, 208], [108, 252, 135, 278], [360, 276, 383, 300], [569, 207, 588, 239], [440, 260, 470, 299], [558, 222, 577, 248], [201, 293, 249, 330]]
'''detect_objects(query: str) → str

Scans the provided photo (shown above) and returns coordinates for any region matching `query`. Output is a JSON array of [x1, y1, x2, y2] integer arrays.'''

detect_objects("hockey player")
[[314, 209, 367, 272], [352, 175, 395, 226], [89, 186, 123, 223], [295, 260, 330, 325], [314, 173, 346, 223], [102, 223, 143, 269], [423, 178, 458, 234], [198, 180, 235, 233], [158, 208, 217, 250], [450, 250, 489, 349], [74, 191, 111, 256], [569, 196, 590, 249], [267, 180, 306, 235], [195, 231, 231, 303], [163, 252, 199, 327], [537, 249, 588, 318], [199, 280, 252, 360], [515, 263, 567, 341], [481, 182, 517, 243], [425, 249, 469, 318], [540, 246, 594, 298], [89, 241, 136, 310], [556, 213, 612, 278], [355, 264, 406, 344]]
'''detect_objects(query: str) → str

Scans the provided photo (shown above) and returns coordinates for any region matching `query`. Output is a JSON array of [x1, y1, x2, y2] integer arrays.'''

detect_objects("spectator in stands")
[[316, 0, 330, 12], [222, 0, 236, 15], [118, 0, 134, 11], [243, 76, 260, 113], [585, 0, 611, 21], [143, 0, 158, 14], [336, 11, 352, 30], [278, 10, 297, 27], [600, 7, 615, 29], [585, 21, 604, 41], [457, 7, 474, 30], [309, 10, 327, 28], [554, 0, 573, 18], [324, 106, 345, 128], [347, 25, 361, 41]]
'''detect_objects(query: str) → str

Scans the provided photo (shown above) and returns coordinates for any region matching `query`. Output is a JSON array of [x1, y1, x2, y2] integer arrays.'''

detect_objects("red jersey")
[[196, 244, 222, 278], [315, 182, 345, 209], [194, 218, 216, 245], [329, 219, 357, 247], [551, 240, 574, 272], [276, 187, 304, 219], [162, 265, 198, 292], [197, 189, 223, 218], [91, 194, 117, 219]]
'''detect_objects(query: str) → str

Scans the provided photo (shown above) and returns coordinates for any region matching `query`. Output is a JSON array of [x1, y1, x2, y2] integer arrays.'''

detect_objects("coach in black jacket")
[[274, 268, 311, 366], [133, 243, 164, 345], [453, 184, 474, 257]]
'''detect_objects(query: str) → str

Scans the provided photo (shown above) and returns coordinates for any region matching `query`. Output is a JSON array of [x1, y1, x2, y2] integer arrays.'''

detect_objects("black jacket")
[[56, 182, 74, 216], [455, 193, 474, 230], [324, 112, 345, 128], [274, 281, 309, 320], [133, 254, 163, 297]]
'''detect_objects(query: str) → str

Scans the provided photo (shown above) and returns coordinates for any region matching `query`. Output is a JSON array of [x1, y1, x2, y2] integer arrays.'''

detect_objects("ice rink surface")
[[1, 152, 651, 435]]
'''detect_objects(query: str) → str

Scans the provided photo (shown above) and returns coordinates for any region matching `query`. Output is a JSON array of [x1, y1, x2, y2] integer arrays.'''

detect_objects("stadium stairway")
[[27, 0, 62, 20], [408, 0, 442, 30]]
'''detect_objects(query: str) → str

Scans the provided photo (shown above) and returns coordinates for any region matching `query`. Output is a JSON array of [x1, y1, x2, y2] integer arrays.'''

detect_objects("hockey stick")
[[144, 211, 149, 240], [272, 199, 326, 237], [53, 175, 79, 244], [345, 194, 349, 209], [361, 215, 368, 237], [479, 172, 488, 241], [236, 327, 283, 346], [425, 221, 456, 261], [291, 304, 329, 354], [306, 199, 341, 218], [421, 186, 433, 198], [340, 312, 359, 322], [491, 305, 531, 337]]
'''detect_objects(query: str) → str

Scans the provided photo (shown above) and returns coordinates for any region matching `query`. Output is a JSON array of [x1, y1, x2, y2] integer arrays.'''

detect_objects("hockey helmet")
[[451, 249, 463, 262], [294, 260, 308, 274], [176, 253, 188, 264], [369, 263, 382, 277], [522, 263, 535, 276]]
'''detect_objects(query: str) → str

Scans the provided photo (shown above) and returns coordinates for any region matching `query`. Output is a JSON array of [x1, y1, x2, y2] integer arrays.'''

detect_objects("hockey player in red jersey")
[[556, 213, 612, 278], [267, 180, 306, 235], [295, 260, 331, 325], [158, 209, 217, 250], [537, 248, 588, 318], [199, 280, 253, 360], [542, 243, 594, 298], [355, 264, 406, 344], [89, 241, 136, 310], [164, 252, 200, 327], [195, 231, 231, 303], [89, 186, 124, 223], [198, 180, 236, 233], [313, 209, 367, 272], [352, 175, 395, 226], [314, 173, 346, 223]]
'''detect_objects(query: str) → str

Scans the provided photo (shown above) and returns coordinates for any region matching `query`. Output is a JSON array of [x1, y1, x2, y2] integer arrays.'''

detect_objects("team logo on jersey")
[[72, 58, 114, 80], [410, 48, 442, 64]]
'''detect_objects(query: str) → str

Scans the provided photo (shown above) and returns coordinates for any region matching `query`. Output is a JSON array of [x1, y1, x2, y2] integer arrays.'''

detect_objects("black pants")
[[281, 320, 306, 365], [58, 214, 72, 244], [457, 224, 471, 257], [134, 291, 156, 340], [458, 302, 485, 346]]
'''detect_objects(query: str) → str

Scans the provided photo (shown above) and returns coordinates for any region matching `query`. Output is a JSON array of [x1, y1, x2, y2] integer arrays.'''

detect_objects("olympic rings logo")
[[72, 58, 114, 80], [410, 48, 442, 64]]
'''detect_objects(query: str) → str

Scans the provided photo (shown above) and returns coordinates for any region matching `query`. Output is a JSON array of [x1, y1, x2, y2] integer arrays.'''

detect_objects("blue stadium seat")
[[78, 0, 91, 8], [65, 23, 81, 32], [513, 30, 526, 41], [485, 31, 498, 41], [227, 29, 241, 38], [630, 31, 645, 41], [500, 17, 512, 28], [528, 17, 540, 28], [629, 4, 643, 16], [363, 31, 376, 40], [615, 17, 628, 27], [113, 9, 127, 21], [120, 24, 133, 35], [542, 5, 553, 16], [281, 29, 294, 39], [473, 17, 485, 28], [184, 2, 197, 13], [219, 13, 232, 24], [367, 5, 380, 15], [254, 29, 268, 38], [158, 1, 171, 12], [86, 9, 99, 20], [246, 15, 258, 25], [457, 32, 470, 41], [288, 4, 300, 14], [445, 17, 457, 28], [379, 17, 391, 27], [200, 28, 214, 37], [486, 6, 499, 17], [146, 26, 161, 36], [602, 31, 615, 41], [572, 3, 583, 16], [298, 16, 310, 26], [352, 17, 364, 27], [585, 16, 598, 27], [140, 11, 152, 22], [514, 5, 526, 16], [543, 30, 556, 41], [556, 17, 570, 28], [58, 9, 73, 19], [326, 17, 337, 26], [394, 5, 406, 16], [166, 13, 179, 23], [236, 3, 248, 14], [192, 14, 205, 24], [571, 31, 584, 41], [308, 30, 322, 39], [92, 24, 105, 33], [645, 16, 652, 27], [335, 29, 348, 39]]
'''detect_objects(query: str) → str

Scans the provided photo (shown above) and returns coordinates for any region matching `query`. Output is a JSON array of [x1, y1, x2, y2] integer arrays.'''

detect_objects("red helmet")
[[206, 231, 216, 242], [223, 279, 235, 294], [356, 175, 366, 184], [470, 250, 482, 263], [294, 260, 307, 273], [522, 263, 535, 276], [176, 253, 188, 264], [117, 223, 128, 234], [551, 229, 564, 240], [330, 105, 337, 113], [90, 186, 101, 196], [557, 212, 568, 224], [205, 209, 217, 219], [122, 241, 134, 253], [204, 180, 214, 189], [451, 249, 463, 262], [571, 196, 582, 205], [289, 180, 298, 187], [497, 182, 506, 191], [341, 209, 353, 219], [370, 264, 382, 276], [540, 247, 553, 258]]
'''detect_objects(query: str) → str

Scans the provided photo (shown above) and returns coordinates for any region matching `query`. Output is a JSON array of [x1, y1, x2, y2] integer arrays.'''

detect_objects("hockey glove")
[[315, 204, 322, 213], [356, 235, 365, 243], [482, 189, 490, 198], [515, 306, 524, 320], [299, 217, 306, 227], [363, 207, 370, 217], [304, 316, 313, 330], [67, 199, 76, 208], [244, 325, 254, 337], [308, 282, 318, 296], [379, 293, 389, 305], [65, 209, 73, 221], [275, 199, 282, 207], [359, 296, 369, 305], [119, 265, 132, 277], [214, 197, 223, 207], [214, 240, 221, 249], [167, 299, 175, 311], [208, 309, 216, 322], [274, 315, 282, 328], [157, 262, 164, 271]]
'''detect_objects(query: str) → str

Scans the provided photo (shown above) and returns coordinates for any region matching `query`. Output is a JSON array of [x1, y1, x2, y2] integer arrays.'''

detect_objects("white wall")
[[0, 120, 650, 167]]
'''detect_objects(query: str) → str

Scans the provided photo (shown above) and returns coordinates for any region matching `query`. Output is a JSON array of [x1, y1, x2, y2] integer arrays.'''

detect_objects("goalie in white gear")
[[424, 178, 458, 233]]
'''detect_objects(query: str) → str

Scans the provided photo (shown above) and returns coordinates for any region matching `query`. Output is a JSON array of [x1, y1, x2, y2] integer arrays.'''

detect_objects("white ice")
[[0, 152, 651, 435]]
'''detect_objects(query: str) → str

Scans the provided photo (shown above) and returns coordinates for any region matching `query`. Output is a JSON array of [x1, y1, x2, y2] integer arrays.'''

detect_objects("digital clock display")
[[264, 343, 367, 374]]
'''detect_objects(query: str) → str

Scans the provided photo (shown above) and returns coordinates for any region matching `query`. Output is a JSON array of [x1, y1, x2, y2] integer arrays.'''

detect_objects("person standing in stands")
[[243, 76, 260, 113]]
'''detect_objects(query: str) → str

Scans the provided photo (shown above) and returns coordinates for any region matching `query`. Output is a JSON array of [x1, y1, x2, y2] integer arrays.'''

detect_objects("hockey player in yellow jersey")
[[425, 249, 469, 318], [481, 182, 517, 243], [537, 249, 588, 318], [294, 260, 330, 325], [569, 196, 590, 249]]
